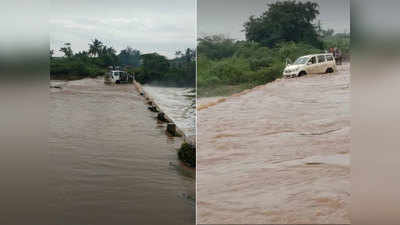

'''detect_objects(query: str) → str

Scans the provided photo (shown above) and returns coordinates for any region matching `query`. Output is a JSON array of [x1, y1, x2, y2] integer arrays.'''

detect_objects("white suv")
[[283, 53, 337, 78], [105, 70, 134, 84]]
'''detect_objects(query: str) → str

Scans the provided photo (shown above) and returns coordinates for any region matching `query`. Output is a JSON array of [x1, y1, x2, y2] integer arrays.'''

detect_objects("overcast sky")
[[198, 0, 350, 40], [50, 0, 195, 58]]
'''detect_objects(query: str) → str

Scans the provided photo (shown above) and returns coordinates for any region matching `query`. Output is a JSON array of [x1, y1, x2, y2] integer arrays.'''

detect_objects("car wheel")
[[298, 71, 307, 77], [326, 68, 334, 73]]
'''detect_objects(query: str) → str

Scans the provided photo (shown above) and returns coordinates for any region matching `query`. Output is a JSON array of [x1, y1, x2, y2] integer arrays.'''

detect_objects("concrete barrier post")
[[157, 112, 167, 122], [167, 123, 176, 136]]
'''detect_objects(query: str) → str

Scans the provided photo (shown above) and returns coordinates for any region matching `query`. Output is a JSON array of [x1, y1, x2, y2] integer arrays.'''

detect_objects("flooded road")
[[197, 64, 350, 224], [143, 85, 196, 137], [49, 78, 194, 225]]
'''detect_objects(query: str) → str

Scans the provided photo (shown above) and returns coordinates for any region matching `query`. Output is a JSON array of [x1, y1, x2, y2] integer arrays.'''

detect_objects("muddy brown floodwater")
[[49, 78, 194, 225], [197, 64, 350, 224]]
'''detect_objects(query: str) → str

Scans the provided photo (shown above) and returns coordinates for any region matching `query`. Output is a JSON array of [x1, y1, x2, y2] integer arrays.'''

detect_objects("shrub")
[[208, 58, 250, 84], [274, 42, 321, 62], [197, 40, 305, 91], [178, 142, 195, 167]]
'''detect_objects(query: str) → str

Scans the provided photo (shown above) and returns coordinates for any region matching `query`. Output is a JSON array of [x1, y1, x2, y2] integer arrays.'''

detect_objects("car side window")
[[309, 57, 316, 64], [326, 55, 333, 61], [318, 55, 326, 63]]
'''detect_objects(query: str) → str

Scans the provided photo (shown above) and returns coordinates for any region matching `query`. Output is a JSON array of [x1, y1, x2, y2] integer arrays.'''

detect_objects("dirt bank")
[[197, 64, 350, 224]]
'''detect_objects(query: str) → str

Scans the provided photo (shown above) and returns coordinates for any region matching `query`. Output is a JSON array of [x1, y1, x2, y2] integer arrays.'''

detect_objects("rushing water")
[[197, 64, 350, 224], [143, 85, 196, 137], [49, 78, 194, 225]]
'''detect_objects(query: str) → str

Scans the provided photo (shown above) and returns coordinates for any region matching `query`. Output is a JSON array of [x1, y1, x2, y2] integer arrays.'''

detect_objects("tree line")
[[50, 39, 195, 87]]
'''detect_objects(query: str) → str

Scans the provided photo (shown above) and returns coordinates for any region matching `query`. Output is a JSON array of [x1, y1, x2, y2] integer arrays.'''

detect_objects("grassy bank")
[[197, 37, 350, 97], [197, 39, 321, 97], [198, 83, 255, 97]]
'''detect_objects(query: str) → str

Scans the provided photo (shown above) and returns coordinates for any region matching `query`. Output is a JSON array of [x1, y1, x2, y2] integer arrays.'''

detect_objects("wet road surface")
[[49, 78, 194, 225]]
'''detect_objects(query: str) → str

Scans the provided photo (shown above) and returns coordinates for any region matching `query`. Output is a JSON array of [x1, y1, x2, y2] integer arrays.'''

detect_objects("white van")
[[104, 70, 134, 84], [283, 53, 337, 78]]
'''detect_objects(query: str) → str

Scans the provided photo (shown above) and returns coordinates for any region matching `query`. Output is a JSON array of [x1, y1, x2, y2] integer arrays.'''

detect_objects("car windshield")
[[293, 57, 309, 65]]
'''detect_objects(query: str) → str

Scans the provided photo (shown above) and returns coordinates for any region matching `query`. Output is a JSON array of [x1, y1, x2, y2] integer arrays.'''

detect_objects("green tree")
[[319, 27, 335, 39], [175, 50, 182, 58], [75, 50, 89, 59], [184, 48, 195, 62], [243, 1, 322, 48], [98, 46, 118, 66], [88, 39, 103, 57], [138, 53, 170, 83], [59, 43, 73, 58], [118, 47, 141, 67], [197, 34, 237, 60]]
